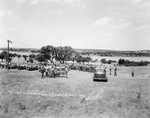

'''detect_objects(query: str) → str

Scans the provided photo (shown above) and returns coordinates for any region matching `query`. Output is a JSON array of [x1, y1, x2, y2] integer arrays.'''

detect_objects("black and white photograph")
[[0, 0, 150, 118]]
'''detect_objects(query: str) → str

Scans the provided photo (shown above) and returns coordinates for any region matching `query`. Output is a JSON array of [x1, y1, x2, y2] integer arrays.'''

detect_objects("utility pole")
[[7, 40, 12, 70]]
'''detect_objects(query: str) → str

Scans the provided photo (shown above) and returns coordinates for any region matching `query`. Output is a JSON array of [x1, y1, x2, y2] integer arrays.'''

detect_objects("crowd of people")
[[69, 63, 97, 73], [39, 63, 70, 78], [0, 61, 135, 78], [0, 61, 39, 70], [96, 64, 135, 78], [38, 63, 98, 78]]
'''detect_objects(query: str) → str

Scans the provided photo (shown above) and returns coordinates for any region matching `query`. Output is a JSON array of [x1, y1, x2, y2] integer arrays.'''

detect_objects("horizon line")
[[0, 47, 150, 52]]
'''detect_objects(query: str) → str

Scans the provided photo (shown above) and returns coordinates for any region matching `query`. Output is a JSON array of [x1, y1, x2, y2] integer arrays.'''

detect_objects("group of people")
[[107, 66, 118, 76], [69, 63, 96, 73], [39, 63, 69, 79], [37, 62, 136, 78], [0, 60, 135, 78], [104, 65, 135, 77]]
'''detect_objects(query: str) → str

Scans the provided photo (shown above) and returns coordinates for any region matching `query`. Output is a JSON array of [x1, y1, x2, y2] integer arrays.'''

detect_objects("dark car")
[[93, 68, 107, 82]]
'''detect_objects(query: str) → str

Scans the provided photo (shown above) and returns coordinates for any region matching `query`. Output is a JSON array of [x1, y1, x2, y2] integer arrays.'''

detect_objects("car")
[[93, 68, 108, 82]]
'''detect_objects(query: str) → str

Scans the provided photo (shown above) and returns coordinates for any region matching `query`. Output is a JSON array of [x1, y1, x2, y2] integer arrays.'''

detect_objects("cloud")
[[131, 0, 143, 4], [21, 31, 35, 35], [45, 0, 60, 2], [113, 22, 132, 29], [106, 38, 113, 41], [16, 0, 60, 4], [50, 9, 63, 14], [0, 10, 5, 18], [105, 33, 113, 37], [135, 25, 150, 30], [16, 0, 27, 4], [30, 0, 38, 5], [139, 1, 150, 8], [64, 0, 76, 3], [0, 10, 14, 18], [39, 30, 47, 34], [5, 10, 14, 15], [93, 17, 112, 26], [7, 28, 16, 31], [15, 0, 86, 9], [0, 28, 3, 33], [21, 30, 47, 35], [71, 3, 86, 9], [123, 0, 144, 4]]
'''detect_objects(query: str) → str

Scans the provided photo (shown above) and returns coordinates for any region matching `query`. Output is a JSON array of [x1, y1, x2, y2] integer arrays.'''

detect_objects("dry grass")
[[0, 66, 150, 118]]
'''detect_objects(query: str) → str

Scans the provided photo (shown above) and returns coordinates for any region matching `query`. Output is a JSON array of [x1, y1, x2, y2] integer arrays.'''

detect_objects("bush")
[[118, 59, 149, 66], [27, 66, 38, 71], [17, 65, 27, 70], [101, 58, 106, 64]]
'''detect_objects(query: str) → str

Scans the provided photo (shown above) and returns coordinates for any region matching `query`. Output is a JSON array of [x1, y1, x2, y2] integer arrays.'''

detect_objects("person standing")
[[114, 66, 117, 76], [40, 66, 45, 79], [131, 67, 135, 77], [104, 67, 107, 75], [45, 68, 48, 77], [109, 66, 112, 75], [65, 65, 69, 78], [53, 66, 57, 78]]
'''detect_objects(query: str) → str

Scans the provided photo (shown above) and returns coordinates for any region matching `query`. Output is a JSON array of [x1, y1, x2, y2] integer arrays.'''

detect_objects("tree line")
[[118, 59, 149, 66], [81, 51, 150, 57], [100, 58, 150, 66], [0, 45, 92, 64]]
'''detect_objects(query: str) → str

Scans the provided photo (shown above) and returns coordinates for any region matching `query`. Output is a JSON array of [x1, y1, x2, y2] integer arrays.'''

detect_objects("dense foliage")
[[0, 51, 13, 62], [81, 51, 150, 57], [118, 59, 149, 66], [34, 45, 92, 64], [101, 58, 116, 64]]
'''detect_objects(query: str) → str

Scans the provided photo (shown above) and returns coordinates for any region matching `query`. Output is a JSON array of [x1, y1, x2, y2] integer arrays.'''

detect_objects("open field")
[[0, 66, 150, 118]]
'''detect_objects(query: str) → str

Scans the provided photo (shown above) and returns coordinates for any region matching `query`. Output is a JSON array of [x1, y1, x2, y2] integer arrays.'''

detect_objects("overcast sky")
[[0, 0, 150, 50]]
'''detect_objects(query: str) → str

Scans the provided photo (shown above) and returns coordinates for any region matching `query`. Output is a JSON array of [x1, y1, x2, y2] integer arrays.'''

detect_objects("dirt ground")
[[0, 66, 150, 118]]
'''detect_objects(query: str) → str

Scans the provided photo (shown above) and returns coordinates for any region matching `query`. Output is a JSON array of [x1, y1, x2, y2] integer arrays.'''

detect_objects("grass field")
[[0, 66, 150, 118]]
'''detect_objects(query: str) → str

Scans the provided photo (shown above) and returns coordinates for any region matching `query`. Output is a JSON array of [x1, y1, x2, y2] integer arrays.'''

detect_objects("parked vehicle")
[[93, 68, 107, 82]]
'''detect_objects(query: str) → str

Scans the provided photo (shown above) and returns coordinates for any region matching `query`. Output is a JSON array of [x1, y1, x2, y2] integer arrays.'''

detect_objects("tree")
[[83, 57, 92, 63], [107, 60, 112, 64], [22, 55, 28, 61], [0, 51, 8, 62], [55, 46, 74, 63], [118, 59, 126, 65], [40, 45, 56, 62], [12, 53, 17, 59], [0, 53, 5, 62], [69, 51, 80, 63], [29, 54, 36, 59], [75, 55, 83, 63], [8, 56, 12, 63], [101, 58, 106, 64], [0, 51, 13, 63], [37, 45, 75, 64], [29, 57, 34, 63], [9, 53, 15, 59], [16, 54, 21, 59], [76, 56, 92, 64], [35, 54, 46, 62]]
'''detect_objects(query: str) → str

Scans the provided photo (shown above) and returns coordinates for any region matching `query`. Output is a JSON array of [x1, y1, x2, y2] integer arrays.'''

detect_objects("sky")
[[0, 0, 150, 50]]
